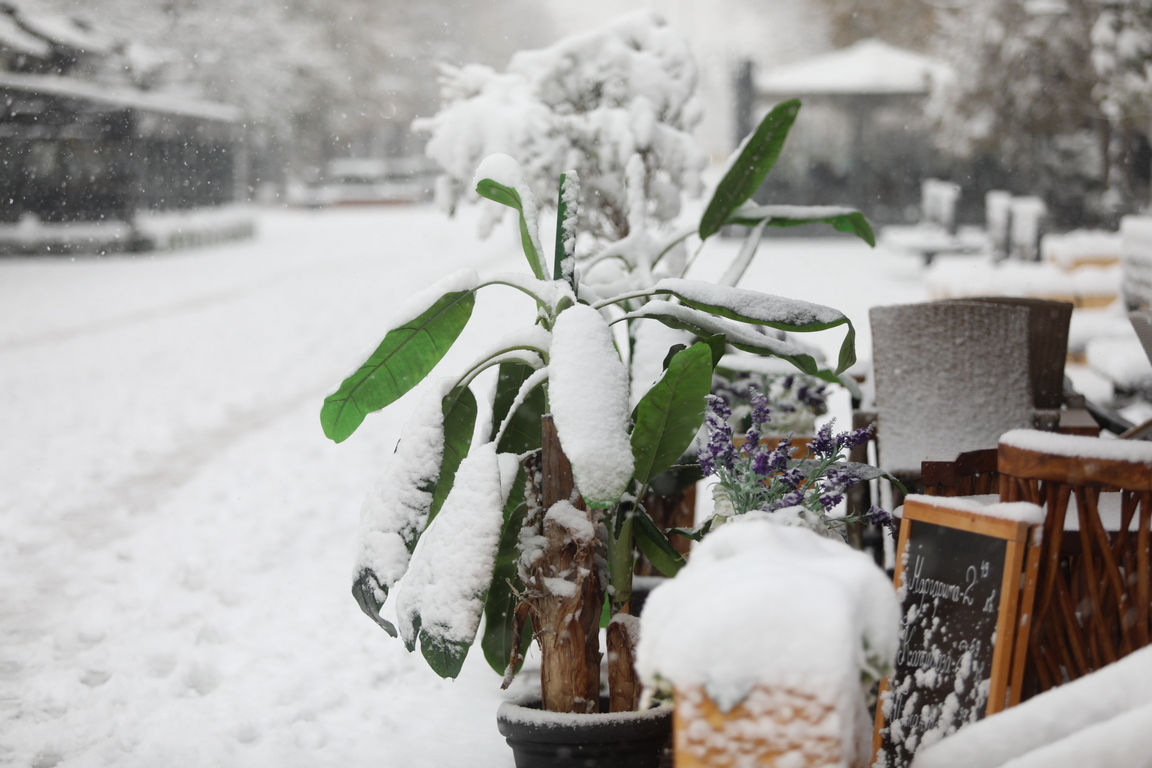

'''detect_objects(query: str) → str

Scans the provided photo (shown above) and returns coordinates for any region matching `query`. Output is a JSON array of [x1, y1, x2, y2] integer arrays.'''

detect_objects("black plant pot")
[[497, 695, 673, 768]]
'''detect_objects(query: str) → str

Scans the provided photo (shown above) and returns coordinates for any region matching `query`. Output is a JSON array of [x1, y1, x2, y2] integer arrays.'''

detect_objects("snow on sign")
[[872, 495, 1044, 768]]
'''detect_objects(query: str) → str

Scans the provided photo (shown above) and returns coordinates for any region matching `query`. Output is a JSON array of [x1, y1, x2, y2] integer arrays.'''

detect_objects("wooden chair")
[[998, 429, 1152, 698], [921, 447, 999, 498]]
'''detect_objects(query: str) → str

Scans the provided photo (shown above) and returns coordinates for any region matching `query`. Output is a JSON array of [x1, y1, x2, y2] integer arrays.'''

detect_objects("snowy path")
[[0, 206, 922, 767]]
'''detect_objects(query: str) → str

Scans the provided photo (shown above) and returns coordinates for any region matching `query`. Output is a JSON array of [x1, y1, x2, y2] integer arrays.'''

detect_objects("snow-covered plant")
[[695, 391, 896, 540], [416, 11, 706, 244], [321, 100, 875, 715]]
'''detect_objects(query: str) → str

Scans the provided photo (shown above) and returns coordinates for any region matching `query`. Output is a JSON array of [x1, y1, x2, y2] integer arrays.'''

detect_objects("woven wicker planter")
[[673, 685, 854, 768]]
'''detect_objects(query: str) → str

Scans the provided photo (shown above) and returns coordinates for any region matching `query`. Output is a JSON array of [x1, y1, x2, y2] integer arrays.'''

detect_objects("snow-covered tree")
[[815, 0, 937, 52], [416, 10, 707, 245], [928, 0, 1107, 226], [32, 0, 552, 187], [1092, 0, 1152, 208]]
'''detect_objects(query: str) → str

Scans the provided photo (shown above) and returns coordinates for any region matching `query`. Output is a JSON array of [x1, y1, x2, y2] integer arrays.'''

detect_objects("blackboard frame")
[[872, 496, 1041, 767]]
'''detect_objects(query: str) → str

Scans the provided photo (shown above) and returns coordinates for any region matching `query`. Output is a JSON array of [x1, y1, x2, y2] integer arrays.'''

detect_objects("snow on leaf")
[[351, 379, 455, 635], [393, 442, 508, 679], [549, 303, 634, 508]]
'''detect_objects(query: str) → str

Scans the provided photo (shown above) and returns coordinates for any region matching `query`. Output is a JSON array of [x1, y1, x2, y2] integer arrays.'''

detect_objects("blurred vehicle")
[[291, 157, 438, 208]]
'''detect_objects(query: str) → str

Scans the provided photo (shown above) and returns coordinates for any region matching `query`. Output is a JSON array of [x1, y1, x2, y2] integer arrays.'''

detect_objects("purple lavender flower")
[[808, 422, 836, 458], [779, 467, 805, 490], [866, 505, 895, 534], [843, 425, 873, 451], [748, 388, 771, 428], [699, 395, 736, 473]]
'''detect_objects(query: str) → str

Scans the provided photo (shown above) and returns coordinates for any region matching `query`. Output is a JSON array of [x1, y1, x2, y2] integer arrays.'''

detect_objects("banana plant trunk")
[[532, 415, 604, 713]]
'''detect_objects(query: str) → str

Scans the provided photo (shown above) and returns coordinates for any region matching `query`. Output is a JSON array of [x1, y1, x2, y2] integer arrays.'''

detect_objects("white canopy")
[[757, 39, 949, 97]]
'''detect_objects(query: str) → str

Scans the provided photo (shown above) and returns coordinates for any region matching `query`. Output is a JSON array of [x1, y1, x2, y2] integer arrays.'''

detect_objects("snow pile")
[[418, 9, 706, 243], [636, 518, 899, 767], [548, 303, 634, 507], [1086, 332, 1152, 390], [911, 645, 1152, 768]]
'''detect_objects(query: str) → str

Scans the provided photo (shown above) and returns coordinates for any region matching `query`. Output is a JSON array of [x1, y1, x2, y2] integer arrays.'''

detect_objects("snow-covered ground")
[[1, 204, 923, 767]]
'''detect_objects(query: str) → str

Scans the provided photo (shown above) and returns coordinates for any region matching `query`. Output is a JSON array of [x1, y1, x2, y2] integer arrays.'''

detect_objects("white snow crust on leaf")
[[473, 153, 545, 268], [623, 300, 825, 361], [912, 644, 1152, 768], [467, 325, 551, 370], [484, 271, 572, 312], [353, 378, 454, 598], [393, 442, 507, 648], [629, 320, 693, 409], [654, 277, 846, 327], [734, 203, 858, 221], [635, 517, 898, 766], [390, 267, 479, 329], [548, 303, 634, 507]]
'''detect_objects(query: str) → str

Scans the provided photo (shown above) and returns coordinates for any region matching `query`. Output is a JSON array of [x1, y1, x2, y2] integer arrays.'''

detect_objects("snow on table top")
[[911, 644, 1152, 768], [923, 258, 1119, 298], [1042, 230, 1122, 266], [1000, 428, 1152, 464], [636, 517, 898, 713]]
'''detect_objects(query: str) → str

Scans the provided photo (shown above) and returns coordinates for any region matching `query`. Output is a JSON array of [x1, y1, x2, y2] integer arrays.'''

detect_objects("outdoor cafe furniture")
[[998, 429, 1152, 700], [863, 298, 1076, 500]]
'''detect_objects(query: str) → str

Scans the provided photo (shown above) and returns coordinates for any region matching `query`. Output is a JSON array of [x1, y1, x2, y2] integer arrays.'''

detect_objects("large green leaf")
[[476, 177, 546, 280], [634, 506, 685, 577], [481, 466, 531, 676], [321, 290, 475, 443], [652, 279, 857, 375], [699, 99, 801, 240], [726, 203, 875, 247], [489, 361, 546, 455], [631, 343, 714, 483], [428, 385, 477, 524]]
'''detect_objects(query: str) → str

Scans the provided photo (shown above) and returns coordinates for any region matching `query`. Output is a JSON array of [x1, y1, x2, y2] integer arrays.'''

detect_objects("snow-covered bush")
[[416, 11, 707, 244], [323, 96, 875, 716]]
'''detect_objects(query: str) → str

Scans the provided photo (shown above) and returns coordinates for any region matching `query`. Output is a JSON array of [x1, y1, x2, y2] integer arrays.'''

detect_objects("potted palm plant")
[[320, 100, 876, 767]]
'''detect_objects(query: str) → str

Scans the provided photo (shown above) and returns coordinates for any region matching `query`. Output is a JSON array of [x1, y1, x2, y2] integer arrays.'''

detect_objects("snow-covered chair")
[[910, 643, 1152, 768], [998, 429, 1152, 699], [986, 190, 1012, 261], [867, 300, 1059, 493], [1009, 196, 1047, 262]]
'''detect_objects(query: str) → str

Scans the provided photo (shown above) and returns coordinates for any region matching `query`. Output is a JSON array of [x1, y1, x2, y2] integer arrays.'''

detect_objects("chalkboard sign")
[[872, 495, 1041, 768]]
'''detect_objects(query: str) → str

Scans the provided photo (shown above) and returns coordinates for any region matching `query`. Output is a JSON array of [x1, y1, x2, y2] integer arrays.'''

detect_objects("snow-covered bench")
[[911, 642, 1152, 768]]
